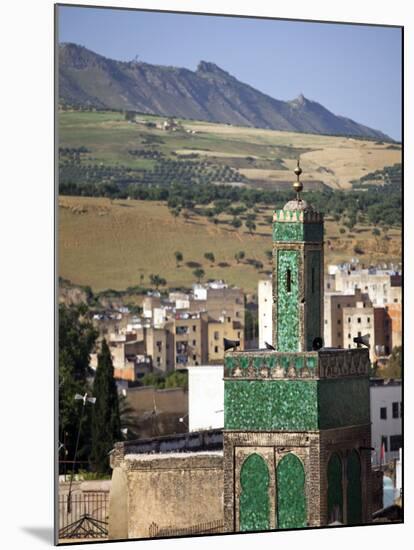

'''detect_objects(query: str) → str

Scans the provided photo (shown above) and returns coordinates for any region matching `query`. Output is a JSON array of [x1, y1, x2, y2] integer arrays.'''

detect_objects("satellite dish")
[[224, 338, 240, 351], [312, 337, 323, 351]]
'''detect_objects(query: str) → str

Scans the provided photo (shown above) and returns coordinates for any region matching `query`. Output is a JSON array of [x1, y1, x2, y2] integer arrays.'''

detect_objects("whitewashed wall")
[[187, 366, 224, 432]]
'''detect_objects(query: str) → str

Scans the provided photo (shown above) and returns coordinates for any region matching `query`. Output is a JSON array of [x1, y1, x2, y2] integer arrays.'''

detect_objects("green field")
[[59, 196, 401, 293], [59, 110, 401, 190]]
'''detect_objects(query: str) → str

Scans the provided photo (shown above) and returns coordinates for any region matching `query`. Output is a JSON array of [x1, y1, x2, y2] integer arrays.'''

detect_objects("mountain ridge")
[[59, 43, 391, 141]]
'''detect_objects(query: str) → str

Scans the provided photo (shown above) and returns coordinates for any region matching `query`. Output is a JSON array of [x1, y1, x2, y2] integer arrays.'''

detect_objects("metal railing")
[[58, 492, 109, 540], [148, 519, 224, 538]]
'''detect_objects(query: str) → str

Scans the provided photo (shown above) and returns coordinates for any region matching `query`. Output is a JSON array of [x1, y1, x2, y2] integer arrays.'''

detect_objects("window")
[[192, 340, 196, 346], [193, 354, 197, 361], [348, 344, 351, 349], [392, 402, 399, 418], [193, 325, 197, 332], [337, 319, 341, 325], [367, 317, 370, 323], [381, 436, 388, 452], [238, 331, 241, 338], [327, 283, 331, 289], [214, 331, 219, 340], [357, 317, 361, 323], [337, 304, 341, 309], [348, 334, 351, 339], [227, 316, 231, 323], [236, 311, 240, 317], [348, 317, 351, 323], [380, 407, 387, 420], [286, 269, 291, 293], [337, 332, 341, 338], [394, 298, 398, 303], [390, 435, 402, 452], [214, 346, 218, 353], [325, 320, 328, 324]]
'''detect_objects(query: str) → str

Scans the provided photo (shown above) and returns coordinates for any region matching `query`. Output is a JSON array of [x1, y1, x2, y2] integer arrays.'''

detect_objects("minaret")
[[223, 162, 372, 533], [272, 159, 323, 352]]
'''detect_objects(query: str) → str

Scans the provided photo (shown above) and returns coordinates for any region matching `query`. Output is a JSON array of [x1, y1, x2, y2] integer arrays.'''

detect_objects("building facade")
[[370, 379, 402, 466], [223, 168, 372, 531]]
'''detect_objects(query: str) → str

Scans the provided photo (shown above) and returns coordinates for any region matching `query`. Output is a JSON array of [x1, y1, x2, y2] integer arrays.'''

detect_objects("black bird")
[[265, 341, 276, 350]]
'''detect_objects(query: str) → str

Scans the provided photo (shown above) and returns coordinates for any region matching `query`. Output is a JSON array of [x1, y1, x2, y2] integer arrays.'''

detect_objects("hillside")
[[59, 43, 391, 140], [59, 196, 401, 293], [58, 110, 401, 191]]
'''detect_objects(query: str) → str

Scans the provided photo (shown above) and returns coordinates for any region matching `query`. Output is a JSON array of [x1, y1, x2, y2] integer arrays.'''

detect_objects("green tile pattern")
[[327, 453, 343, 523], [303, 223, 323, 242], [305, 249, 321, 350], [272, 220, 323, 242], [239, 453, 270, 532], [224, 380, 318, 430], [277, 250, 299, 352], [273, 222, 303, 241], [346, 450, 362, 525], [318, 379, 370, 429], [276, 453, 307, 529]]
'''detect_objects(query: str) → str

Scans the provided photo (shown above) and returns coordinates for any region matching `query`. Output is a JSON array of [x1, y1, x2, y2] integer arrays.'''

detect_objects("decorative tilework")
[[305, 249, 322, 350], [224, 380, 318, 431], [347, 450, 362, 525], [277, 250, 299, 352], [303, 223, 323, 242], [318, 379, 370, 429], [327, 453, 343, 523], [276, 453, 307, 529], [239, 453, 270, 531], [273, 222, 303, 242], [272, 220, 323, 242]]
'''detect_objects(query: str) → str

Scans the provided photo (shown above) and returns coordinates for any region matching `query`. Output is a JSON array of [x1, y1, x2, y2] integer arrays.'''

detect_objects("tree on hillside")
[[235, 251, 245, 264], [204, 252, 215, 266], [174, 251, 183, 268], [231, 217, 242, 229], [124, 110, 136, 122], [193, 268, 205, 283], [245, 219, 256, 234], [149, 274, 167, 290], [90, 339, 121, 473], [59, 304, 97, 470]]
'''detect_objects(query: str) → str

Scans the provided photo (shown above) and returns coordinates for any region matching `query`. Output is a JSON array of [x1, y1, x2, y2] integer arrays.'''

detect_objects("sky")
[[57, 6, 402, 140]]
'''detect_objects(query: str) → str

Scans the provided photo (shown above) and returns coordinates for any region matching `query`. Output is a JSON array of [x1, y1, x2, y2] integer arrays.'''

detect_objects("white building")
[[370, 379, 402, 466], [258, 278, 272, 349], [187, 366, 224, 432]]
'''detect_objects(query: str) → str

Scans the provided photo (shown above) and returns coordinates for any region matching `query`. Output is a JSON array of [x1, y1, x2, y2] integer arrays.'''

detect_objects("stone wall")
[[109, 452, 223, 540]]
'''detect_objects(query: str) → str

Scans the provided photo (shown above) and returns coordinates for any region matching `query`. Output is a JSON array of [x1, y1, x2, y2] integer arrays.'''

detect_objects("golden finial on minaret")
[[293, 158, 303, 201]]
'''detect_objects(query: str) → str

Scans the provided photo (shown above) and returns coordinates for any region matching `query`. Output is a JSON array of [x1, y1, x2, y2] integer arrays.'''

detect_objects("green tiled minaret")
[[223, 161, 372, 533], [272, 160, 324, 352]]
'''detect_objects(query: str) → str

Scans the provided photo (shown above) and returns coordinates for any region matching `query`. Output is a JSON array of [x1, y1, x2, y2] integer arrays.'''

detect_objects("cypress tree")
[[90, 338, 121, 473]]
